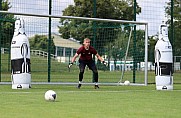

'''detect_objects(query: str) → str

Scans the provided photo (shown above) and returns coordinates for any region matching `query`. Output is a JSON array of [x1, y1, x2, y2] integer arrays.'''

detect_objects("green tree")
[[59, 0, 141, 52], [0, 0, 15, 48], [165, 0, 181, 56], [106, 29, 147, 70], [105, 27, 128, 69], [148, 36, 157, 63], [134, 30, 146, 62], [29, 35, 55, 54]]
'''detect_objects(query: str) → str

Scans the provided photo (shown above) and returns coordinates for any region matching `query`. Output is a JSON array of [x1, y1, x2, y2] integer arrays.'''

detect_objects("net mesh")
[[0, 14, 147, 85]]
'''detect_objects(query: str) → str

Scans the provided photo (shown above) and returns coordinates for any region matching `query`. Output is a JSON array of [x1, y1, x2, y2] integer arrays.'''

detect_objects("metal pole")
[[0, 0, 2, 82], [48, 0, 52, 82], [171, 0, 174, 46], [145, 24, 148, 86], [171, 0, 174, 71], [92, 0, 96, 82], [133, 0, 137, 83], [93, 0, 96, 49], [119, 27, 133, 83]]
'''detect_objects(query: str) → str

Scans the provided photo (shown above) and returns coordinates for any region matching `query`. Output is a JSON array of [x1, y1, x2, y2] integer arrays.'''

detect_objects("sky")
[[7, 0, 169, 37], [137, 0, 169, 36]]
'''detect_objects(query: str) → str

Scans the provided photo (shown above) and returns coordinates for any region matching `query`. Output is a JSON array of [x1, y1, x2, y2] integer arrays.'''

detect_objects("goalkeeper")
[[68, 38, 107, 89]]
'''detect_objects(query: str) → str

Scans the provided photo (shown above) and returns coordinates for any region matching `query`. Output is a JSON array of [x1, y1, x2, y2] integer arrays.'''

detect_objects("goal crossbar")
[[0, 11, 147, 25]]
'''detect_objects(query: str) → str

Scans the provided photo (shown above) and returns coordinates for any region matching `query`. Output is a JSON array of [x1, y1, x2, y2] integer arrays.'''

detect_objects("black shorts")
[[79, 60, 98, 73]]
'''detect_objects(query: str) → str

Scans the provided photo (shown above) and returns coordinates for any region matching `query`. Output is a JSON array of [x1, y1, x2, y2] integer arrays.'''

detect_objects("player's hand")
[[102, 61, 107, 66], [68, 62, 73, 68]]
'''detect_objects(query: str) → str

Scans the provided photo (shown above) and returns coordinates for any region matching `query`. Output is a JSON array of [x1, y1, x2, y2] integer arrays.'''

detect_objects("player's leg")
[[87, 61, 99, 89], [78, 60, 86, 88]]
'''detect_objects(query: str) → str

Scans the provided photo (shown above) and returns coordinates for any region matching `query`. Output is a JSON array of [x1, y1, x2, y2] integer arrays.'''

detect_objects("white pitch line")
[[0, 89, 181, 94]]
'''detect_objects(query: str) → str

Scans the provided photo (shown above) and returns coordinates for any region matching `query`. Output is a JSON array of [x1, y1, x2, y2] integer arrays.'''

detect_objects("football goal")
[[0, 11, 148, 86]]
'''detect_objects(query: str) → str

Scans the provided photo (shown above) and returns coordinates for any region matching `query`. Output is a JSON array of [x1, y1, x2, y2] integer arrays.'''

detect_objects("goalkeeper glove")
[[102, 61, 107, 66], [68, 62, 73, 68]]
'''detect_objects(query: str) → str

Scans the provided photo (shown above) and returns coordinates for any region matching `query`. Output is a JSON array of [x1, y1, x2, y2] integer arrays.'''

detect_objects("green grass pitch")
[[1, 54, 181, 117], [0, 84, 181, 118]]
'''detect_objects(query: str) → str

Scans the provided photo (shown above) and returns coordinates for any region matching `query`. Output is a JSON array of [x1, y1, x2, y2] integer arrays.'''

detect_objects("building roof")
[[52, 34, 82, 49]]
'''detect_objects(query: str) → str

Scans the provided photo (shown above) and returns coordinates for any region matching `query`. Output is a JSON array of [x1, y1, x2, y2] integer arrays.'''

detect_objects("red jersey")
[[77, 46, 97, 61]]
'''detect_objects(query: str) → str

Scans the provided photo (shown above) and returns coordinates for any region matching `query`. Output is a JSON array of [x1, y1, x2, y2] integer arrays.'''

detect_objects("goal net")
[[0, 11, 148, 86]]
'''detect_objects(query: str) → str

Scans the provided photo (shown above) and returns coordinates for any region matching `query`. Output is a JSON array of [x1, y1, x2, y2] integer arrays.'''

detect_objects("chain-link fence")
[[0, 0, 180, 84]]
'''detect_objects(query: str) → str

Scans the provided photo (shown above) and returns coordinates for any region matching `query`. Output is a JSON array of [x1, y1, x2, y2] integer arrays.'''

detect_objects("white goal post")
[[0, 11, 148, 86]]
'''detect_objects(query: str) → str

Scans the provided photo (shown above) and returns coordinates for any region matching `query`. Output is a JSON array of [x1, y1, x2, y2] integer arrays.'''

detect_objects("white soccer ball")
[[45, 90, 57, 101], [124, 80, 130, 86]]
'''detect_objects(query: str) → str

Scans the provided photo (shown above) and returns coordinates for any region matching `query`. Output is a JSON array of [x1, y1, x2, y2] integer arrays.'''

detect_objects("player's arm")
[[95, 53, 107, 65], [71, 53, 79, 63], [95, 53, 104, 62], [68, 53, 79, 68]]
